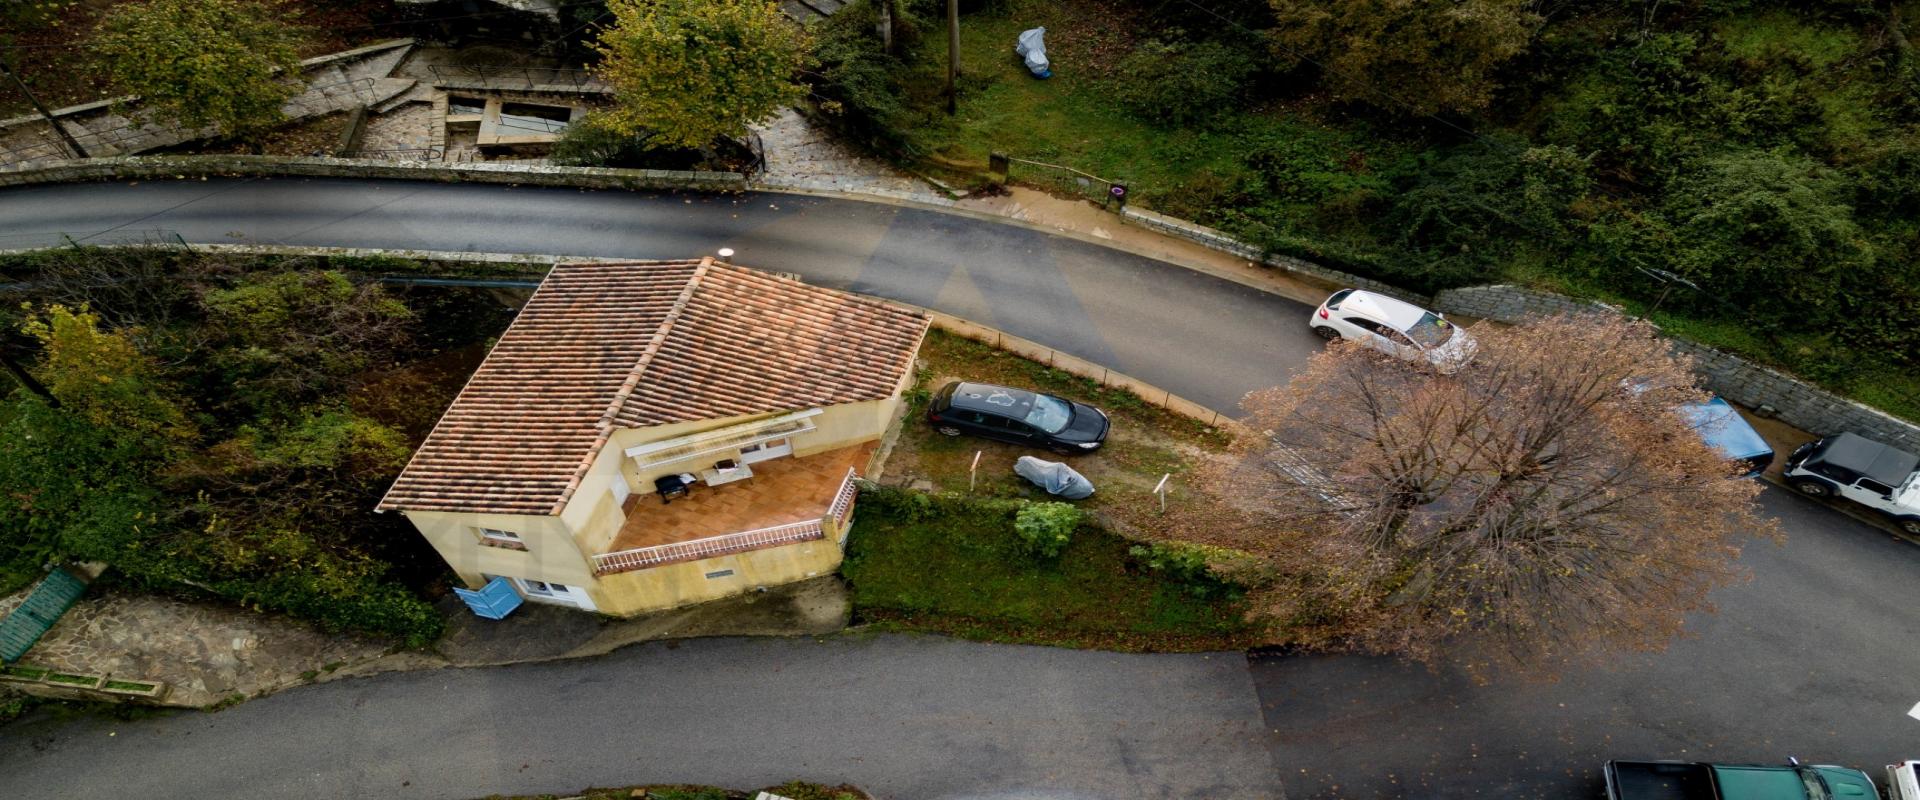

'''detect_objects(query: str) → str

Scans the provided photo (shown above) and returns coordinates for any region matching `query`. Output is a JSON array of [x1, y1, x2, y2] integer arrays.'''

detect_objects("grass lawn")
[[842, 490, 1255, 652], [886, 330, 1232, 527], [884, 0, 1391, 220], [845, 330, 1256, 651]]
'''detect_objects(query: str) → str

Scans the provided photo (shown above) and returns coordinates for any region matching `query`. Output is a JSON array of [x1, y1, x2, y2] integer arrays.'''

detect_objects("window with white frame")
[[477, 527, 527, 550]]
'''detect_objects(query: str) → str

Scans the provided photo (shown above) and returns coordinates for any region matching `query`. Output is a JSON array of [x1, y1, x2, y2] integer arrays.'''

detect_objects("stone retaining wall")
[[0, 155, 750, 192], [1117, 206, 1426, 304], [1433, 284, 1920, 449]]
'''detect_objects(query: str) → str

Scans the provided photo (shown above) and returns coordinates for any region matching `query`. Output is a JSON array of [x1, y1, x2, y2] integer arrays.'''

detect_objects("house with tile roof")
[[377, 258, 928, 615]]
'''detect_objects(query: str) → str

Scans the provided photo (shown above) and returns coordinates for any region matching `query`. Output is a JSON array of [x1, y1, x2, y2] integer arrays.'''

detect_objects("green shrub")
[[807, 0, 926, 154], [1110, 37, 1260, 126], [1013, 502, 1081, 559], [1129, 542, 1244, 600]]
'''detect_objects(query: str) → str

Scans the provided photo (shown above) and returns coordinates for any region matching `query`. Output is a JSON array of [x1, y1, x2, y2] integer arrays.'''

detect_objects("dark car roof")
[[1811, 432, 1920, 485], [946, 382, 1040, 417]]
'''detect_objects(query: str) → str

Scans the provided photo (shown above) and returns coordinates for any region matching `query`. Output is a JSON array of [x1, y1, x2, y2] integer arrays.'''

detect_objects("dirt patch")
[[156, 110, 353, 157]]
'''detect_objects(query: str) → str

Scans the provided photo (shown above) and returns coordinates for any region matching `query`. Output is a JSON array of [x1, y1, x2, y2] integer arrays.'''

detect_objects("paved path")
[[0, 636, 1277, 800]]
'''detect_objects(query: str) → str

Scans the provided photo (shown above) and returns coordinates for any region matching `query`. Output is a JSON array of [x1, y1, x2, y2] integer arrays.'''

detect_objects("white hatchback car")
[[1309, 288, 1477, 373]]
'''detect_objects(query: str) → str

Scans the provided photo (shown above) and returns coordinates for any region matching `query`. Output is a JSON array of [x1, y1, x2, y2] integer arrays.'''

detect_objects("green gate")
[[0, 568, 89, 663]]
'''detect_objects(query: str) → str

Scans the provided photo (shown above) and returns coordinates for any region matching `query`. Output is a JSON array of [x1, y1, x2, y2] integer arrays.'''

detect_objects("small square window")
[[478, 528, 528, 550]]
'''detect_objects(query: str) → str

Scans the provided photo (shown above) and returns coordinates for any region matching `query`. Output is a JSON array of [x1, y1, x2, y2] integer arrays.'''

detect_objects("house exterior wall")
[[587, 535, 844, 616], [400, 509, 592, 590], [404, 396, 899, 615]]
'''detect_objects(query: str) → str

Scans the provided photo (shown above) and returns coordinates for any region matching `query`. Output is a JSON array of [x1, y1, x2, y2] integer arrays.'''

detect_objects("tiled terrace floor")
[[607, 442, 873, 552]]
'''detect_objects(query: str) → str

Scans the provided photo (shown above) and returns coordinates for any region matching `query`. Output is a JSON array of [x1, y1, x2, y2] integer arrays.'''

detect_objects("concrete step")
[[352, 42, 416, 82], [781, 0, 823, 21], [370, 78, 421, 113]]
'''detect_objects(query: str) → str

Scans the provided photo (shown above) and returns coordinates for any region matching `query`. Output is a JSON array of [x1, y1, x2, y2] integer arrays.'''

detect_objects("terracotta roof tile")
[[377, 260, 927, 516]]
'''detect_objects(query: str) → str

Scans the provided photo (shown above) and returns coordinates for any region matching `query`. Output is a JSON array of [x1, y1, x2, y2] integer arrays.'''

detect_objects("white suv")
[[1309, 289, 1477, 373], [1782, 432, 1920, 535]]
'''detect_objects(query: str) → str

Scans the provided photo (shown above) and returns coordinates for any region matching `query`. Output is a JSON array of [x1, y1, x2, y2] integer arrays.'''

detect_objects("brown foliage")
[[1206, 313, 1775, 673]]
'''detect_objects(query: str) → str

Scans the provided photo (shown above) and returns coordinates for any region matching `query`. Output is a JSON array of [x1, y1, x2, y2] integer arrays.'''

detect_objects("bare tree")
[[1211, 313, 1774, 672]]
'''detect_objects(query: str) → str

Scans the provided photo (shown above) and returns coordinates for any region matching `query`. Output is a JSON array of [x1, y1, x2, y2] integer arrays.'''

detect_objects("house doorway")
[[510, 577, 598, 611]]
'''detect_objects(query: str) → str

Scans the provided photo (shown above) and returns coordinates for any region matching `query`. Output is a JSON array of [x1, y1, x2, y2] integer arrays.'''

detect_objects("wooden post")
[[1153, 473, 1171, 515], [969, 450, 982, 492], [945, 0, 960, 115], [877, 0, 895, 55]]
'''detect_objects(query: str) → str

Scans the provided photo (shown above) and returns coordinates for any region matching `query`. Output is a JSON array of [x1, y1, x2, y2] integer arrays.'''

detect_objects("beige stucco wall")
[[588, 536, 846, 616], [399, 396, 898, 613], [400, 508, 593, 590]]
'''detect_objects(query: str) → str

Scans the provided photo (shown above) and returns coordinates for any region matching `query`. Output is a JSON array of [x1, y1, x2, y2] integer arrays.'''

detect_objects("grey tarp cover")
[[1016, 27, 1051, 78], [1015, 455, 1094, 499]]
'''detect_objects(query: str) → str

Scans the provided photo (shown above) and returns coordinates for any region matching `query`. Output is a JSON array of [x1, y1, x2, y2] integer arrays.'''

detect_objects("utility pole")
[[946, 0, 960, 115], [0, 61, 90, 160]]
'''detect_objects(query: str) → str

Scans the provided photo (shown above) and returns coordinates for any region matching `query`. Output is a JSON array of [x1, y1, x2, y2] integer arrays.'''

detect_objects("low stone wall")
[[1118, 206, 1426, 305], [1433, 284, 1920, 449], [0, 155, 750, 192]]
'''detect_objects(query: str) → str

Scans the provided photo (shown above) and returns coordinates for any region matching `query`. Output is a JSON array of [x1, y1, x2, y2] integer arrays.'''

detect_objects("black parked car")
[[926, 381, 1110, 453]]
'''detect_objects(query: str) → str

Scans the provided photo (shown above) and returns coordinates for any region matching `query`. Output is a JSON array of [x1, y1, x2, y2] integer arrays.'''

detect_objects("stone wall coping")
[[0, 155, 750, 191], [1432, 284, 1920, 445]]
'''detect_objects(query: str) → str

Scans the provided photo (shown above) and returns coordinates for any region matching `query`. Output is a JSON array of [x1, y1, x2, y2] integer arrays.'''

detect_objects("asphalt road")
[[0, 636, 1275, 799], [1, 178, 1916, 799], [1257, 488, 1920, 798], [0, 177, 1324, 414]]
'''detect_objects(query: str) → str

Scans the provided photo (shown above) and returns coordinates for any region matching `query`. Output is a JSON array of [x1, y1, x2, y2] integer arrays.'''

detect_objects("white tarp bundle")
[[1016, 27, 1051, 78], [1015, 455, 1094, 499]]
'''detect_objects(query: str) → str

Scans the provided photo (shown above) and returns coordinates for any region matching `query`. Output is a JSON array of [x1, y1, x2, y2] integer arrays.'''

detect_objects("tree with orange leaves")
[[1212, 313, 1773, 672]]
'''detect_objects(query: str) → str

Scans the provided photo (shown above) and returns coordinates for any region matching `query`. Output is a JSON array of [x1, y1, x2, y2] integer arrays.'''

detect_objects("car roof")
[[1812, 432, 1920, 485], [948, 382, 1039, 417], [1342, 290, 1432, 329]]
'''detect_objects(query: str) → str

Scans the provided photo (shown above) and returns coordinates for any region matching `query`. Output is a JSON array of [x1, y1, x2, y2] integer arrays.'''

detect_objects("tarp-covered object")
[[1016, 27, 1051, 78], [1016, 455, 1094, 499]]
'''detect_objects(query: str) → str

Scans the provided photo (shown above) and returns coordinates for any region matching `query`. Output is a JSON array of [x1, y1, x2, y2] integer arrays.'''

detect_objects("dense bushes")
[[1109, 37, 1260, 126], [0, 248, 497, 645], [806, 0, 927, 154], [1013, 502, 1081, 559]]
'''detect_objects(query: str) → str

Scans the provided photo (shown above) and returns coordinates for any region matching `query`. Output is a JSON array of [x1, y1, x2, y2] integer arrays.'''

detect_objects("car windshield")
[[1405, 312, 1456, 348], [1024, 394, 1073, 434]]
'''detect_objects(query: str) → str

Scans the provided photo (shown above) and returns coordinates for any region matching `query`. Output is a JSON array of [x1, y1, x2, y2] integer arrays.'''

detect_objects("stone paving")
[[750, 108, 953, 204], [0, 588, 391, 707], [357, 102, 438, 155]]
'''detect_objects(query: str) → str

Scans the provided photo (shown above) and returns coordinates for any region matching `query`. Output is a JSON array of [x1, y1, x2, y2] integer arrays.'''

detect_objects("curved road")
[[0, 178, 1916, 799]]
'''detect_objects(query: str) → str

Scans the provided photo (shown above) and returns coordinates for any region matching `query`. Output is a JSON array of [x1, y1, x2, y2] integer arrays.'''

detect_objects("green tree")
[[1266, 0, 1538, 115], [592, 0, 808, 149], [93, 0, 306, 140], [20, 304, 196, 445]]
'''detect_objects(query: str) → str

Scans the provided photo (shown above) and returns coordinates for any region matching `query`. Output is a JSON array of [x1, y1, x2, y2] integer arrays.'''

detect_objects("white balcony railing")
[[827, 467, 858, 529], [592, 518, 825, 576]]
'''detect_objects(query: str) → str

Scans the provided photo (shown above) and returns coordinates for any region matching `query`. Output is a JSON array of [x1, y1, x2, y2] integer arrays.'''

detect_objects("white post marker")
[[1153, 472, 1172, 514], [1909, 700, 1920, 722], [717, 247, 735, 259], [970, 450, 983, 492]]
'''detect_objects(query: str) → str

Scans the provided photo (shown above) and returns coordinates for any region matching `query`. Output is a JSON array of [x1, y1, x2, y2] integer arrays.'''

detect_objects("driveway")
[[0, 635, 1277, 800]]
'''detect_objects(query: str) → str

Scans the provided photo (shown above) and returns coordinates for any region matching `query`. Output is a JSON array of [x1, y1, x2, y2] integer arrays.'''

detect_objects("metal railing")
[[592, 518, 826, 575], [427, 64, 604, 91], [994, 153, 1130, 208]]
